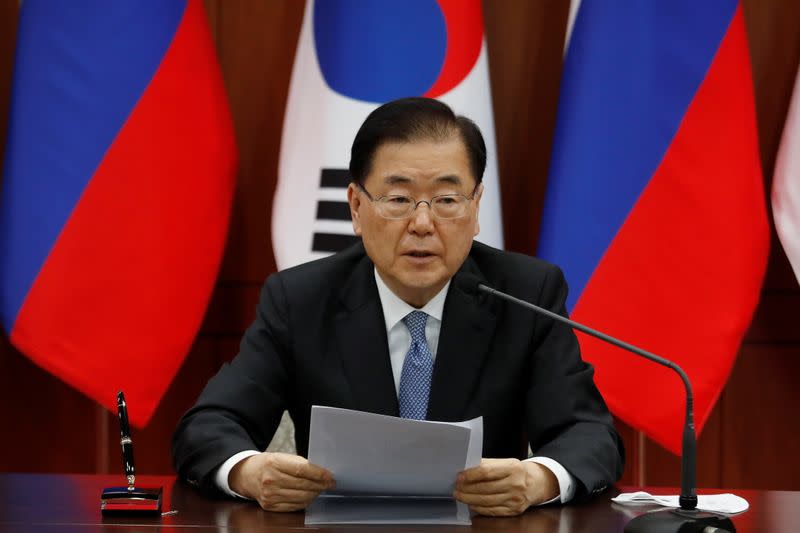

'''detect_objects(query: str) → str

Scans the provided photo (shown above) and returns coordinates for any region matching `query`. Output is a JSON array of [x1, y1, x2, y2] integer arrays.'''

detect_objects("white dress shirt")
[[214, 269, 576, 504]]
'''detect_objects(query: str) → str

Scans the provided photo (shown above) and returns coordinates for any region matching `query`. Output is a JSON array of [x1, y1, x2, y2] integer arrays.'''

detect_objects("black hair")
[[349, 97, 487, 185]]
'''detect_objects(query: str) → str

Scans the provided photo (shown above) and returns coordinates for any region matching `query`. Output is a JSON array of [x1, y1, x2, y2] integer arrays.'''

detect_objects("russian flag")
[[0, 0, 237, 426], [539, 1, 769, 454]]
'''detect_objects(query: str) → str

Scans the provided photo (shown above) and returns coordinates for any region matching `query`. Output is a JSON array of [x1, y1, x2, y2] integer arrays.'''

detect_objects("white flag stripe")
[[772, 66, 800, 285], [313, 220, 356, 234], [317, 188, 349, 202]]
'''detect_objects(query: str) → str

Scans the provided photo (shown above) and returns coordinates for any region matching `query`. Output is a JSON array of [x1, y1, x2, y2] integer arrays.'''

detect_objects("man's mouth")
[[406, 251, 434, 257]]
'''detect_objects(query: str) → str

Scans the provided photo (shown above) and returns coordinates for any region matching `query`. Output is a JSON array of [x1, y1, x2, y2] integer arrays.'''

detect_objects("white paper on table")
[[612, 491, 749, 514], [305, 495, 472, 525], [307, 405, 483, 496]]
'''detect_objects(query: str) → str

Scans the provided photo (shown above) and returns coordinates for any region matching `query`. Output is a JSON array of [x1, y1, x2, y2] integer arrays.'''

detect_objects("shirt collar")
[[374, 268, 449, 332]]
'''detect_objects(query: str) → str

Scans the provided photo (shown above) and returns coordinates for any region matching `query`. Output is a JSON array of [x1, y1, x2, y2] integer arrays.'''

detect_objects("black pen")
[[116, 391, 135, 490]]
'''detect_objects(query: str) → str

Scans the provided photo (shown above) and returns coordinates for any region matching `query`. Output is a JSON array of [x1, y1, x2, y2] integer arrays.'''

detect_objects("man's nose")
[[408, 202, 435, 233]]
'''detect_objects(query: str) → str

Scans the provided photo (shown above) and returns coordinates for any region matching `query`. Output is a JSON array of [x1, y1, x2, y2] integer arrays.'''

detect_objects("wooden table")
[[0, 473, 797, 531]]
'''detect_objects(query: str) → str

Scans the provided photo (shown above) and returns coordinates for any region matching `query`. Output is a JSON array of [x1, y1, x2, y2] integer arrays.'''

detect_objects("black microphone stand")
[[472, 280, 736, 533]]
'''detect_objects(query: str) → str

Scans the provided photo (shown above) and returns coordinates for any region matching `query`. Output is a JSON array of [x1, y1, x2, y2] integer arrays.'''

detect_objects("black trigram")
[[312, 168, 361, 253]]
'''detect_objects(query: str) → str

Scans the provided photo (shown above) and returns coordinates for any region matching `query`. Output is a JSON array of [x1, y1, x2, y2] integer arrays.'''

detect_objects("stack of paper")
[[305, 406, 483, 525]]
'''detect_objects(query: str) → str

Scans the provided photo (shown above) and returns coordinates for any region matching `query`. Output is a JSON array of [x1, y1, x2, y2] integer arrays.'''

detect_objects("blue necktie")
[[398, 310, 434, 420]]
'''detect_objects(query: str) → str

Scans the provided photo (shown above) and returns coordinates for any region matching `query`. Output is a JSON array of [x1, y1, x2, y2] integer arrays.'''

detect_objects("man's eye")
[[435, 196, 458, 205], [388, 196, 411, 204]]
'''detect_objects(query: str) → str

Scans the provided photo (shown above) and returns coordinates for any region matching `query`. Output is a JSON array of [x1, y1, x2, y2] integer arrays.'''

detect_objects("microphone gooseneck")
[[455, 272, 698, 511]]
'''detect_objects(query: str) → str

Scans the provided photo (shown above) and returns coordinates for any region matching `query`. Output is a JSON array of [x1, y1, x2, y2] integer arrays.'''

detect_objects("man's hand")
[[228, 452, 335, 512], [454, 458, 559, 516]]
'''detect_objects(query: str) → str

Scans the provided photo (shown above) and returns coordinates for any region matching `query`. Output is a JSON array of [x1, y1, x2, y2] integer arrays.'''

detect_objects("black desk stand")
[[100, 391, 163, 515]]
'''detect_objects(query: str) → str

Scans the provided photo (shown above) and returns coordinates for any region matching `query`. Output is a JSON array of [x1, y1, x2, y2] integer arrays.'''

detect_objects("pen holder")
[[100, 486, 163, 514]]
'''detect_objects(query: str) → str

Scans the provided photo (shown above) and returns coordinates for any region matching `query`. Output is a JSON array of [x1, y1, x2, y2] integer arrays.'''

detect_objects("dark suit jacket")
[[172, 241, 624, 500]]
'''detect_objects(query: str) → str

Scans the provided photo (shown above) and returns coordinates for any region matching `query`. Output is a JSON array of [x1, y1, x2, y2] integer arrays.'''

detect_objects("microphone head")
[[454, 272, 483, 297]]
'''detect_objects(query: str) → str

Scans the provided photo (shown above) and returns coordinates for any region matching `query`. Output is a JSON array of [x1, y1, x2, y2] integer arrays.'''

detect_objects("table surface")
[[0, 473, 797, 532]]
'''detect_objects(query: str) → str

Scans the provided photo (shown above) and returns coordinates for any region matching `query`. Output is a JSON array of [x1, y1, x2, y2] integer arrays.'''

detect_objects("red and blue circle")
[[313, 0, 483, 103]]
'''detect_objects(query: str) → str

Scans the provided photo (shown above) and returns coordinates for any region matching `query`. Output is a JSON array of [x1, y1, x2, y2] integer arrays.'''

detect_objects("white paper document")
[[612, 491, 749, 514], [305, 406, 483, 525]]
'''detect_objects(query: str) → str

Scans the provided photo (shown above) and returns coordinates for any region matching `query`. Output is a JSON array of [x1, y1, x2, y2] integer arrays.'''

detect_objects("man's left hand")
[[454, 458, 559, 516]]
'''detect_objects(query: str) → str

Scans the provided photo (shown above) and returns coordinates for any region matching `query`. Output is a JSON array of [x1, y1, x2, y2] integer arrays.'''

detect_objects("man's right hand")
[[228, 452, 335, 512]]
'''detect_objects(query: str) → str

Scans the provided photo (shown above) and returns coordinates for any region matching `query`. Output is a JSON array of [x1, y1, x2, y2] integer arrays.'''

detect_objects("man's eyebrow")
[[435, 175, 462, 185], [382, 174, 463, 185], [384, 175, 413, 185]]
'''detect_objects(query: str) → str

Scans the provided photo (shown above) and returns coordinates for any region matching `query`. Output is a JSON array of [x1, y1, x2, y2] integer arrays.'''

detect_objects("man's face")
[[347, 136, 483, 307]]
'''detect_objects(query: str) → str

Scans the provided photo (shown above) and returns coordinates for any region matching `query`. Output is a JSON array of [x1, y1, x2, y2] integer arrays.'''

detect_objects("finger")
[[455, 477, 510, 495], [454, 490, 513, 507], [269, 469, 332, 492], [458, 464, 512, 484], [268, 487, 326, 504], [272, 469, 333, 491], [274, 457, 333, 483], [469, 504, 521, 517], [296, 461, 334, 483]]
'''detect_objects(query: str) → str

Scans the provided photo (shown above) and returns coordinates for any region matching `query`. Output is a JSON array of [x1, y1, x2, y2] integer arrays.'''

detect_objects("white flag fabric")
[[773, 65, 800, 285], [273, 0, 503, 270]]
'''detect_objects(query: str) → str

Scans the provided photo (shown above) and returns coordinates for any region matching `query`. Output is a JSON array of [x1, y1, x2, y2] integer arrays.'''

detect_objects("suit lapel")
[[427, 257, 497, 421], [334, 255, 399, 416]]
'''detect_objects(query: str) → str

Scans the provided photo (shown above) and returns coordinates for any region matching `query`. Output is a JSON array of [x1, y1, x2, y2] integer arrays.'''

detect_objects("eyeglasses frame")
[[354, 181, 480, 220]]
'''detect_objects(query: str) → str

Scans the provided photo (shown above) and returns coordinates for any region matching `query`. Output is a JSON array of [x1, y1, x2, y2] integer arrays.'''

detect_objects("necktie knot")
[[403, 310, 428, 344]]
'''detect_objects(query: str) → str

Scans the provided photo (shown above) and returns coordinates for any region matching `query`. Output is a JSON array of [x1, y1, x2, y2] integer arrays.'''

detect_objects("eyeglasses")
[[357, 183, 477, 220]]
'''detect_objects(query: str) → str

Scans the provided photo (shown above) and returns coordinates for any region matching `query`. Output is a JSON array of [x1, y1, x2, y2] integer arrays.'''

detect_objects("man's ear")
[[472, 183, 483, 237], [347, 183, 363, 236]]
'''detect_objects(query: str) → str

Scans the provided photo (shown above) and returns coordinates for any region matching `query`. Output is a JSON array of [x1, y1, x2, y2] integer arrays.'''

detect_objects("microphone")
[[455, 273, 737, 533]]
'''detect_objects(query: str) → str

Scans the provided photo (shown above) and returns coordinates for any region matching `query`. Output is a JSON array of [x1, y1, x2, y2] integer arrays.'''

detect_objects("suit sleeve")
[[524, 264, 625, 501], [171, 273, 294, 494]]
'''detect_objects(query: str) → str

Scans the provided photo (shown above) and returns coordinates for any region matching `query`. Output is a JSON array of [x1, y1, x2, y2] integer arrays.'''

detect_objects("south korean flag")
[[273, 0, 504, 270]]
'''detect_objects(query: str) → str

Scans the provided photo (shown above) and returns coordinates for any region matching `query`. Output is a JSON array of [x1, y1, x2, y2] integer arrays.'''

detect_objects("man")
[[173, 97, 624, 516]]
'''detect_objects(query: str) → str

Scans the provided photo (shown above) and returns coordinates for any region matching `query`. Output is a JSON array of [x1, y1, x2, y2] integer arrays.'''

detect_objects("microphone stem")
[[478, 284, 697, 509]]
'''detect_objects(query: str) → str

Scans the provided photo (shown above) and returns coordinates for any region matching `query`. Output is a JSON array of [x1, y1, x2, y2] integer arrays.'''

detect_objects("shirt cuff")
[[214, 450, 260, 499], [524, 456, 576, 504]]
